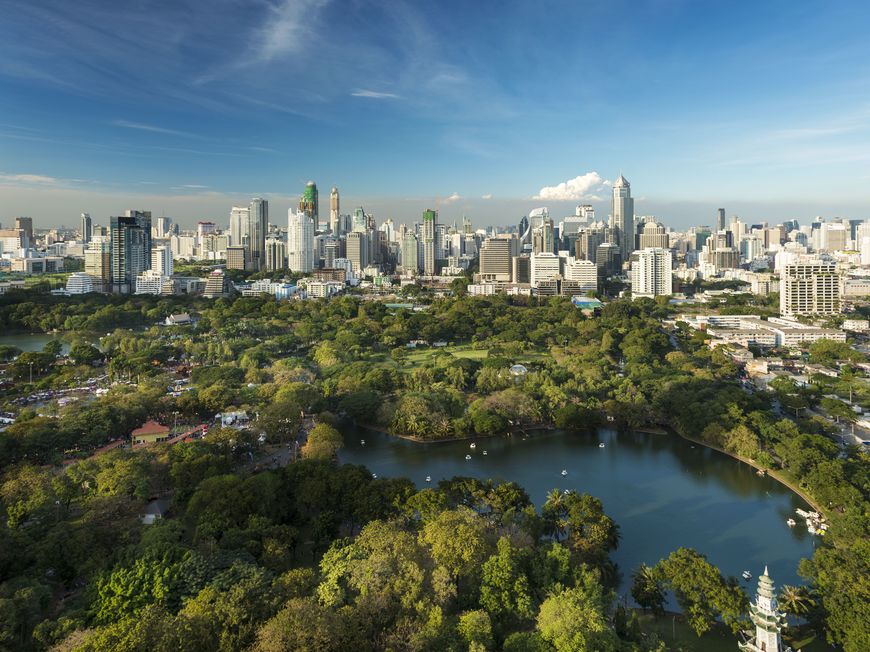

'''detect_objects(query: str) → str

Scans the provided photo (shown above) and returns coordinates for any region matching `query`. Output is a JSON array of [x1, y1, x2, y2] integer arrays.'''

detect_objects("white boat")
[[786, 518, 796, 527], [742, 570, 752, 581], [425, 476, 431, 483], [563, 489, 570, 495], [598, 442, 605, 448], [470, 443, 476, 449], [482, 450, 488, 456], [561, 469, 568, 476], [465, 454, 472, 460], [360, 439, 366, 446], [372, 473, 377, 479]]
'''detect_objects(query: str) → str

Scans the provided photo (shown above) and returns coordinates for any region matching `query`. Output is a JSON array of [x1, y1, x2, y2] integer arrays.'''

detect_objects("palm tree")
[[778, 584, 815, 622]]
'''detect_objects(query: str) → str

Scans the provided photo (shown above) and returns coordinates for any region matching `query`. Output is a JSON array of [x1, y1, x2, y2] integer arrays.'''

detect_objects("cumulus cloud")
[[534, 171, 610, 200], [481, 193, 493, 200], [351, 89, 400, 99]]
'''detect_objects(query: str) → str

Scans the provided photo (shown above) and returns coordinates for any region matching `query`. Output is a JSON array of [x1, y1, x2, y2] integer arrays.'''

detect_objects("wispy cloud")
[[351, 89, 400, 99], [112, 119, 203, 139], [0, 172, 58, 184], [481, 193, 493, 200], [253, 0, 331, 63], [535, 172, 610, 201], [179, 184, 209, 189], [441, 192, 462, 204]]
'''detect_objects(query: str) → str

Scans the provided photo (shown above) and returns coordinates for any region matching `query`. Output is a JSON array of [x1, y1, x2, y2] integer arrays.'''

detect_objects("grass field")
[[399, 343, 547, 369]]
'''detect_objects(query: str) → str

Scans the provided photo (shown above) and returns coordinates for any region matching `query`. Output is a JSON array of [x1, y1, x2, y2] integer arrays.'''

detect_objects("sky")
[[2, 0, 870, 230]]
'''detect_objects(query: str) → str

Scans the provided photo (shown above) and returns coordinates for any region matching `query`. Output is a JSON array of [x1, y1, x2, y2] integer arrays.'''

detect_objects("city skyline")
[[3, 1, 870, 227]]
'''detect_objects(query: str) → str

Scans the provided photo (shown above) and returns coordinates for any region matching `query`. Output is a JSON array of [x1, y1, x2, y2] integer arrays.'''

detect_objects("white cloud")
[[180, 184, 209, 189], [481, 193, 493, 200], [0, 173, 58, 184], [442, 192, 461, 204], [112, 120, 201, 139], [255, 0, 330, 62], [351, 89, 400, 99], [534, 171, 610, 201]]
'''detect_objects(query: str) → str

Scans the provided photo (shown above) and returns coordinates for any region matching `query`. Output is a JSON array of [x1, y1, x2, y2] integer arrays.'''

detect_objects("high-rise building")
[[819, 222, 847, 252], [638, 221, 668, 249], [780, 259, 840, 316], [230, 206, 250, 247], [110, 212, 152, 293], [631, 247, 673, 298], [352, 207, 367, 233], [329, 186, 340, 234], [299, 181, 319, 230], [265, 237, 287, 271], [532, 219, 555, 254], [346, 231, 367, 272], [717, 208, 726, 232], [479, 235, 517, 282], [563, 257, 598, 293], [287, 210, 315, 272], [155, 215, 172, 239], [81, 213, 92, 244], [610, 175, 634, 261], [248, 198, 268, 270], [84, 238, 111, 293], [512, 255, 531, 284], [530, 252, 561, 287], [518, 215, 530, 244], [151, 246, 173, 277], [15, 217, 33, 244], [400, 233, 419, 274], [422, 209, 437, 275], [226, 245, 248, 270]]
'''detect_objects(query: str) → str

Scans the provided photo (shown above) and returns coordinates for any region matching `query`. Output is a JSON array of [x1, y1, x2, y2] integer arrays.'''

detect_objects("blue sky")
[[2, 0, 870, 229]]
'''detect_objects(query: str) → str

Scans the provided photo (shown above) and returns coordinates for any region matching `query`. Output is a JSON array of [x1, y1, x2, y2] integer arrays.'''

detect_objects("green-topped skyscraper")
[[299, 181, 319, 230]]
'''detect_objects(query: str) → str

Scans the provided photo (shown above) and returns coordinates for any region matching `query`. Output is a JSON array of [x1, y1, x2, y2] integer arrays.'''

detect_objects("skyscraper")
[[631, 247, 673, 298], [352, 207, 367, 233], [15, 217, 33, 244], [110, 212, 152, 293], [346, 231, 367, 272], [610, 175, 634, 261], [151, 246, 173, 276], [422, 209, 437, 275], [230, 206, 250, 247], [299, 181, 319, 229], [287, 210, 315, 272], [717, 208, 726, 231], [265, 237, 287, 271], [329, 186, 340, 234], [81, 212, 92, 244], [248, 198, 268, 271], [780, 259, 840, 316]]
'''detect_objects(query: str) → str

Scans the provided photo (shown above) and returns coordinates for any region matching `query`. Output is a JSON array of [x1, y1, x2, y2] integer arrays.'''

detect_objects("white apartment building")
[[631, 247, 673, 298], [287, 210, 315, 273], [563, 257, 598, 292], [530, 252, 561, 287], [151, 246, 173, 277], [779, 259, 840, 316]]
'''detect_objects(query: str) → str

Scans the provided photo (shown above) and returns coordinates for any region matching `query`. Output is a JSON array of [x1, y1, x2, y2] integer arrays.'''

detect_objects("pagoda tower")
[[738, 567, 792, 652]]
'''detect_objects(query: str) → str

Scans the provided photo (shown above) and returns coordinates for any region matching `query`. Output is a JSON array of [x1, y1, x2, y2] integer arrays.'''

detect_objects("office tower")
[[740, 235, 764, 263], [110, 212, 152, 293], [15, 217, 33, 244], [287, 210, 315, 272], [265, 237, 287, 271], [346, 231, 367, 272], [248, 198, 268, 270], [638, 221, 668, 249], [512, 255, 531, 284], [717, 208, 726, 231], [230, 206, 250, 247], [422, 208, 437, 275], [780, 259, 840, 316], [462, 216, 473, 235], [702, 232, 740, 270], [352, 206, 367, 233], [0, 228, 25, 254], [339, 213, 353, 234], [518, 215, 530, 243], [81, 213, 92, 244], [155, 215, 172, 239], [631, 248, 673, 298], [84, 238, 111, 292], [151, 246, 173, 276], [530, 252, 560, 287], [576, 205, 595, 220], [323, 238, 340, 268], [563, 257, 598, 293], [575, 226, 606, 261], [203, 269, 234, 298], [197, 221, 216, 237], [479, 235, 518, 282], [819, 222, 847, 252], [610, 175, 634, 261], [225, 245, 248, 270], [298, 181, 319, 230], [532, 219, 555, 255], [595, 242, 622, 277], [329, 186, 340, 234], [401, 233, 419, 273]]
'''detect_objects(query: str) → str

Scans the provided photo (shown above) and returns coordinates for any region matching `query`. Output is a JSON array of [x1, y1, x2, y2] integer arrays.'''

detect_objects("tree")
[[69, 343, 104, 366], [480, 537, 536, 628], [458, 609, 494, 651], [301, 423, 344, 460], [420, 507, 494, 594], [777, 584, 815, 622], [631, 563, 665, 615], [257, 399, 302, 444], [536, 581, 619, 652]]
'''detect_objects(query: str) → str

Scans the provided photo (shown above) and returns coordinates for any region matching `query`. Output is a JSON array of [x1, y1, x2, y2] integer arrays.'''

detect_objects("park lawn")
[[397, 343, 549, 372]]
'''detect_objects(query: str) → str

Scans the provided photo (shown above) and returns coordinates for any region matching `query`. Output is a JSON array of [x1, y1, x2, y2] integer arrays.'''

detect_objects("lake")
[[339, 427, 818, 596], [0, 333, 70, 354]]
